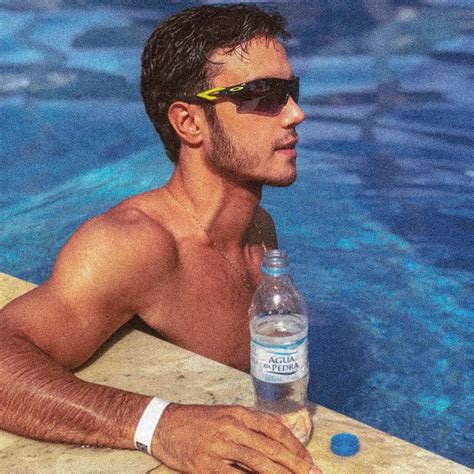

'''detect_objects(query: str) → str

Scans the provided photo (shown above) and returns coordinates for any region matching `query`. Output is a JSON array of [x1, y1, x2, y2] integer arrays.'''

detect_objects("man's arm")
[[0, 323, 150, 448], [0, 210, 166, 446], [0, 210, 319, 473]]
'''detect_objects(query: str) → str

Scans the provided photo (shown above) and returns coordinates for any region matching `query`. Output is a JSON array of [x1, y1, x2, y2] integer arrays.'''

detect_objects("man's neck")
[[166, 162, 262, 249]]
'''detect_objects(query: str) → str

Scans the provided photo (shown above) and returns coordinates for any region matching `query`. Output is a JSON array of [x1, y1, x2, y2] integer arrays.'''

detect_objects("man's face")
[[203, 38, 305, 187]]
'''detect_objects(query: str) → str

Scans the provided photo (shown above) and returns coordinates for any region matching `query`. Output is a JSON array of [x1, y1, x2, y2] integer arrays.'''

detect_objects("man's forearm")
[[0, 327, 150, 449], [0, 328, 321, 473]]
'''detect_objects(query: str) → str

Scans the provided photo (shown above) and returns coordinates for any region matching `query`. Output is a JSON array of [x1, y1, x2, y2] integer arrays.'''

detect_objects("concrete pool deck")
[[0, 272, 470, 473]]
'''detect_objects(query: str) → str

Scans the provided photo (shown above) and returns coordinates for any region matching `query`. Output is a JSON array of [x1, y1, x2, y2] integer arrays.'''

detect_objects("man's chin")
[[236, 169, 297, 188], [264, 172, 297, 187]]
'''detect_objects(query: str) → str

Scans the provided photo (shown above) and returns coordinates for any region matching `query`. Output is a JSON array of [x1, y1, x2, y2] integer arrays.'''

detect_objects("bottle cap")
[[330, 433, 360, 456]]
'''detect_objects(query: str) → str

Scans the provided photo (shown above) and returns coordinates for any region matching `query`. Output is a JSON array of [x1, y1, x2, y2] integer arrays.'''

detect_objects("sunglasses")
[[191, 77, 300, 114]]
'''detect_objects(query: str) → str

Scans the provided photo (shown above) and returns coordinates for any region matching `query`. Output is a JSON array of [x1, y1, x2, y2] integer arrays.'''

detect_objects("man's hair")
[[140, 3, 291, 163]]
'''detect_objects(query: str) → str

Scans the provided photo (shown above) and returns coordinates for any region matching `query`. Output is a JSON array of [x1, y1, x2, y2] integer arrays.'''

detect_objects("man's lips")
[[274, 139, 298, 153]]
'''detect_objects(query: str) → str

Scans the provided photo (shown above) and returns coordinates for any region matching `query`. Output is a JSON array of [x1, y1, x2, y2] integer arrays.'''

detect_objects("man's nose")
[[282, 96, 305, 127]]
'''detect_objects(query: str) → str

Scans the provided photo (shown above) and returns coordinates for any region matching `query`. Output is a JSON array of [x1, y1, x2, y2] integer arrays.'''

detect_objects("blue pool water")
[[1, 0, 473, 468]]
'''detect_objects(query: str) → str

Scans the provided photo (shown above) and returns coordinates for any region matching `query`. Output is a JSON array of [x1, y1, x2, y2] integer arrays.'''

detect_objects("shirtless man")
[[0, 4, 320, 473]]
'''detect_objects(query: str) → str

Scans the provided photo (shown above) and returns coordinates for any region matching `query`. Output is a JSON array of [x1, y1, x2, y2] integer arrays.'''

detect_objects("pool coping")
[[0, 272, 470, 473]]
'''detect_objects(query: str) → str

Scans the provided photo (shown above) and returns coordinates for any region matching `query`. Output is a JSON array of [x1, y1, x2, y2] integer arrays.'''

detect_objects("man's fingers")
[[152, 404, 320, 473], [239, 407, 313, 463], [195, 455, 242, 474], [223, 424, 313, 473], [218, 441, 291, 474]]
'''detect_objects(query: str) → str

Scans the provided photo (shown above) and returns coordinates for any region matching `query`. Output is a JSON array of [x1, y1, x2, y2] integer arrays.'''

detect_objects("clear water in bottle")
[[250, 312, 308, 414]]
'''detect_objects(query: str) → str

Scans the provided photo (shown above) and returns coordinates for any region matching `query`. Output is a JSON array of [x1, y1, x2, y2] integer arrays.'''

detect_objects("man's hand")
[[152, 404, 322, 473]]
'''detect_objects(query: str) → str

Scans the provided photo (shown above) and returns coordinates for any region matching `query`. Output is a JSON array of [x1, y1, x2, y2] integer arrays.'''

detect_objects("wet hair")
[[140, 3, 291, 163]]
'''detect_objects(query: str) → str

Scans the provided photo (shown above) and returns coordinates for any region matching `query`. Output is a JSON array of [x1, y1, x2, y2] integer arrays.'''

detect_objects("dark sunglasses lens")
[[236, 79, 299, 114], [236, 90, 283, 113]]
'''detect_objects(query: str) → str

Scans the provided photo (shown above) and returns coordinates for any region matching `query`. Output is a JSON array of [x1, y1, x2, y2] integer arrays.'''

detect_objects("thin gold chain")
[[165, 186, 255, 291]]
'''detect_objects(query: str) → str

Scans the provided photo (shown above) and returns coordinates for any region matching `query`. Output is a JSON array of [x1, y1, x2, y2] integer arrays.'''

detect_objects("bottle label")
[[251, 336, 308, 384]]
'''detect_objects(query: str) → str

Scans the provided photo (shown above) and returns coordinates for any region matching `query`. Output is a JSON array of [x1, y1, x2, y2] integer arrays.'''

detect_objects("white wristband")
[[134, 397, 170, 455]]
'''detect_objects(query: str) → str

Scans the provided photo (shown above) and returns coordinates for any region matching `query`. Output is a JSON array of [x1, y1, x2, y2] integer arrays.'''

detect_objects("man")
[[0, 4, 320, 473]]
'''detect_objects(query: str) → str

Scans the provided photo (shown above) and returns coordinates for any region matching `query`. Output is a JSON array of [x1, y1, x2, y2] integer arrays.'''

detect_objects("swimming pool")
[[1, 0, 473, 468]]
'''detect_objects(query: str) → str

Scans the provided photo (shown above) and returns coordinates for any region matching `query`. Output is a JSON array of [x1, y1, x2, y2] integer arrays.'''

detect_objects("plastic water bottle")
[[249, 250, 311, 442]]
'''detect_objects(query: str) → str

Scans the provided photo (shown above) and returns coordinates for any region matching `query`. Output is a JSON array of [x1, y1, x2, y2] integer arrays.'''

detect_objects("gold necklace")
[[165, 186, 255, 291]]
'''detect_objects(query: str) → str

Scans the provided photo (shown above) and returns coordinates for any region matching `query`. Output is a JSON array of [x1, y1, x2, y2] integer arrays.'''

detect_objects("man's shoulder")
[[55, 204, 178, 283], [103, 204, 175, 245]]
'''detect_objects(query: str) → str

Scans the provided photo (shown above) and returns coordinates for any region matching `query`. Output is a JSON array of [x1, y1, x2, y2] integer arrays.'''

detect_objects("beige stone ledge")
[[0, 272, 470, 473]]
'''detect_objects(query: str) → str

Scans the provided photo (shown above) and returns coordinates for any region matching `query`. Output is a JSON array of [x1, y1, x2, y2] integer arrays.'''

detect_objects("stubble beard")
[[207, 118, 297, 188]]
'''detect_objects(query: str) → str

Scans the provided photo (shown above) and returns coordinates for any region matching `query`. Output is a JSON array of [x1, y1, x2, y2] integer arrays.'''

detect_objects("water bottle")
[[249, 249, 311, 443]]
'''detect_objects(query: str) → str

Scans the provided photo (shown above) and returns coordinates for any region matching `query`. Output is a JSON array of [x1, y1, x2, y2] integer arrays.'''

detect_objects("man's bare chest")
[[138, 249, 262, 370]]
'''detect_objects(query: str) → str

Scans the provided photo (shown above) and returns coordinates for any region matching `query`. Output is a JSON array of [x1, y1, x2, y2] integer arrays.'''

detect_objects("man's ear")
[[168, 102, 205, 147]]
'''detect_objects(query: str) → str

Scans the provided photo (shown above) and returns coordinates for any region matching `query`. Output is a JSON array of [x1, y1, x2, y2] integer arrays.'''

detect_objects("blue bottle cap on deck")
[[330, 433, 360, 456]]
